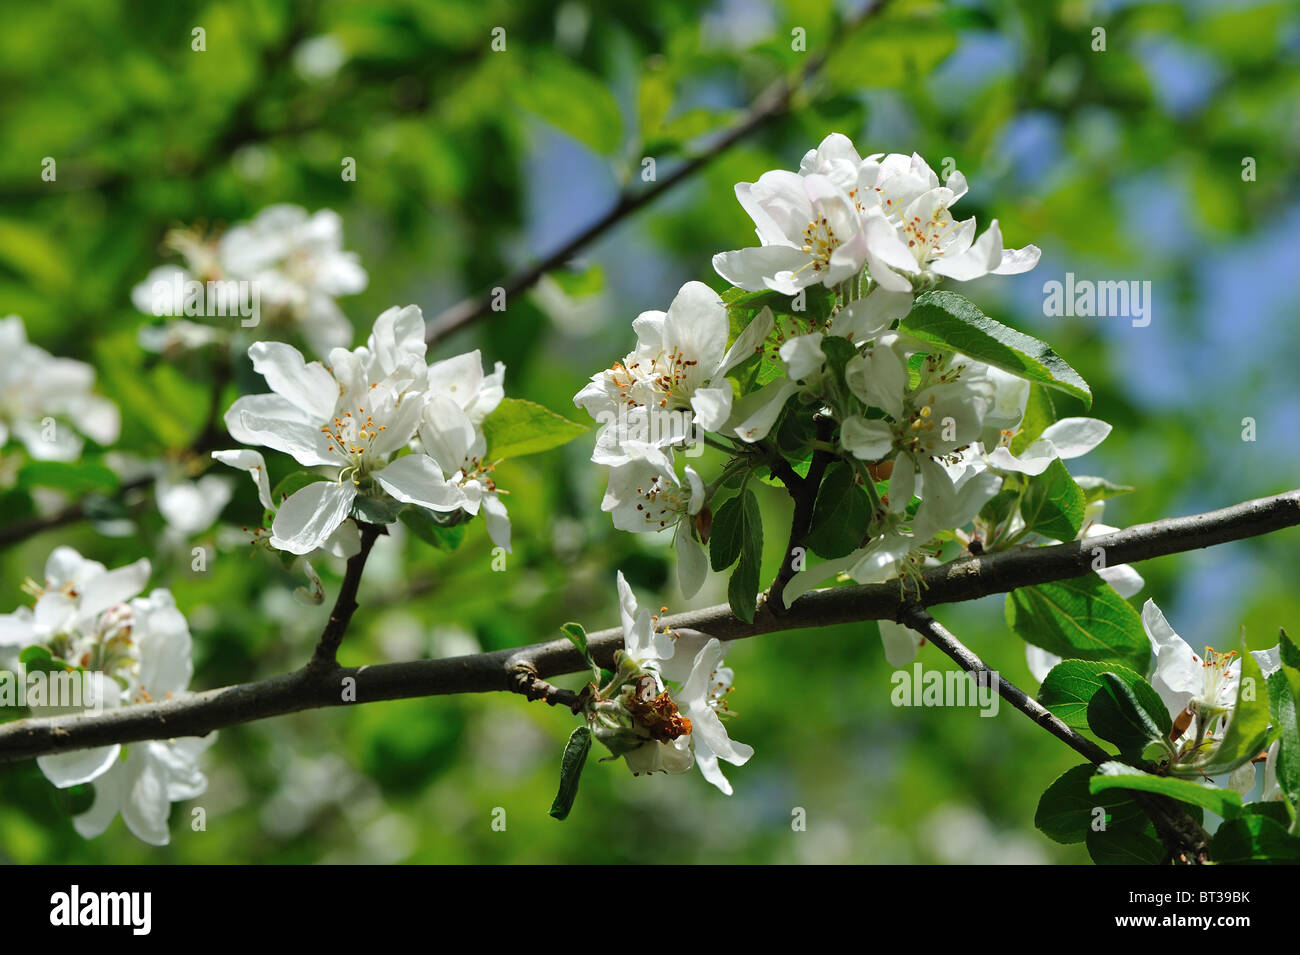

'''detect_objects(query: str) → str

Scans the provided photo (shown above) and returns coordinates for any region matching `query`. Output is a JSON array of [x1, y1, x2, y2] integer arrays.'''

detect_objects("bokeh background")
[[1, 0, 1298, 863]]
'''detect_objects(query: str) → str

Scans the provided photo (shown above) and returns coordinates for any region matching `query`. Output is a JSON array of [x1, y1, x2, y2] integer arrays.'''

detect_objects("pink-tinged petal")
[[374, 454, 466, 513], [248, 341, 338, 420], [270, 481, 357, 555]]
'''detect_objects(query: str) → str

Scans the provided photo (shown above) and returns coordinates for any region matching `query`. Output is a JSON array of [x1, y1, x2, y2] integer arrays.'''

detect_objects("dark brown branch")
[[307, 521, 384, 671], [423, 0, 891, 346], [767, 421, 834, 612], [897, 605, 1211, 864], [1, 489, 1296, 764]]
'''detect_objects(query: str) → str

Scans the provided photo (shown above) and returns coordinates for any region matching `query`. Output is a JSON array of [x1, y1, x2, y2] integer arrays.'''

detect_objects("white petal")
[[211, 449, 274, 509], [878, 619, 923, 667], [674, 524, 708, 599], [270, 481, 357, 555], [247, 341, 338, 421], [690, 385, 733, 434], [712, 246, 809, 292], [840, 416, 893, 460], [992, 244, 1041, 274], [374, 454, 466, 513], [716, 307, 774, 377], [38, 743, 122, 789], [731, 379, 798, 443], [238, 410, 336, 467], [1039, 417, 1111, 459], [1025, 645, 1062, 685]]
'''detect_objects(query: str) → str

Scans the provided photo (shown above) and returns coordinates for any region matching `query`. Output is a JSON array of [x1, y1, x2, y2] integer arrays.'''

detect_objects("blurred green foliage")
[[0, 0, 1297, 863]]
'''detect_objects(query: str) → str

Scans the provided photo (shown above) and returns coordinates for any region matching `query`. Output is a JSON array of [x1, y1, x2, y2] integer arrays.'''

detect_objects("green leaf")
[[1278, 628, 1300, 670], [803, 463, 870, 559], [549, 726, 593, 821], [1006, 574, 1149, 673], [710, 489, 760, 572], [1038, 660, 1149, 730], [1211, 814, 1300, 864], [1178, 643, 1273, 778], [1086, 824, 1165, 865], [900, 291, 1091, 406], [352, 495, 404, 524], [271, 469, 329, 505], [398, 506, 466, 552], [18, 646, 72, 675], [1074, 475, 1135, 505], [728, 552, 760, 625], [1263, 663, 1300, 816], [1085, 671, 1173, 758], [481, 398, 586, 460], [18, 460, 119, 495], [1091, 762, 1243, 819], [1019, 458, 1087, 541], [978, 487, 1019, 528], [515, 53, 623, 155], [1035, 764, 1144, 845], [560, 621, 599, 681]]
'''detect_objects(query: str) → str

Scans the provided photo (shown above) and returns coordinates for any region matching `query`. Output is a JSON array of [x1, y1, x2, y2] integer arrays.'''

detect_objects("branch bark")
[[422, 0, 891, 346], [1, 488, 1295, 763]]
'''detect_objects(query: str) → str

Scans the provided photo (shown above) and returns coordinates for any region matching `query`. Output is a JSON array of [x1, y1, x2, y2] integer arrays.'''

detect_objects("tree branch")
[[1, 489, 1295, 763], [897, 605, 1211, 863], [307, 521, 384, 671], [767, 419, 834, 612], [423, 0, 891, 346]]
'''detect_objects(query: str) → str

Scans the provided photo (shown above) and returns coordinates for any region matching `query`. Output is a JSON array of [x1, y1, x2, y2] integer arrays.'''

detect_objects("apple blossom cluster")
[[132, 204, 367, 357], [213, 304, 512, 556], [570, 573, 752, 794], [0, 314, 120, 464], [0, 548, 210, 845], [573, 135, 1114, 660]]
